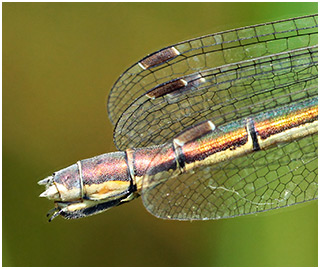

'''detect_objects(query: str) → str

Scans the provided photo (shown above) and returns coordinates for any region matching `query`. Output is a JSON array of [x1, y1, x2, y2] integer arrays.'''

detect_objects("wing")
[[114, 46, 317, 150], [107, 15, 318, 220], [108, 14, 318, 130], [141, 133, 317, 220]]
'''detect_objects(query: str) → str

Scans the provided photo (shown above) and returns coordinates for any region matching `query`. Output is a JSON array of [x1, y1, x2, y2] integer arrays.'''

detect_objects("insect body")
[[39, 14, 318, 221]]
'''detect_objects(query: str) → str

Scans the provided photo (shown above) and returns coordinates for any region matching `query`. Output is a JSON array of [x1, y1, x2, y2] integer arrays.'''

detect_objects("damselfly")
[[39, 14, 318, 221]]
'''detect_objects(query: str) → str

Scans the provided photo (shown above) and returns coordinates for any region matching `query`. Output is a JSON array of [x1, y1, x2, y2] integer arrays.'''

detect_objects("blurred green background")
[[3, 2, 318, 267]]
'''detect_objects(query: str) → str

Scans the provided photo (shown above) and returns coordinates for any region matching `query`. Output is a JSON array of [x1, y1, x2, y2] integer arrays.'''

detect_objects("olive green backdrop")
[[3, 2, 318, 266]]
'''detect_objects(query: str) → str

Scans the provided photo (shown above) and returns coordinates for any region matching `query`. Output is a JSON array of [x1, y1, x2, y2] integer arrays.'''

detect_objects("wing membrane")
[[114, 47, 318, 150], [108, 15, 318, 126], [141, 134, 317, 220]]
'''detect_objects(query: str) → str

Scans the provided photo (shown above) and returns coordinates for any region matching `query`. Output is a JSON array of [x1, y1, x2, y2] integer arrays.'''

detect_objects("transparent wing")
[[108, 14, 318, 126], [114, 46, 318, 150], [141, 134, 317, 220], [108, 15, 318, 219]]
